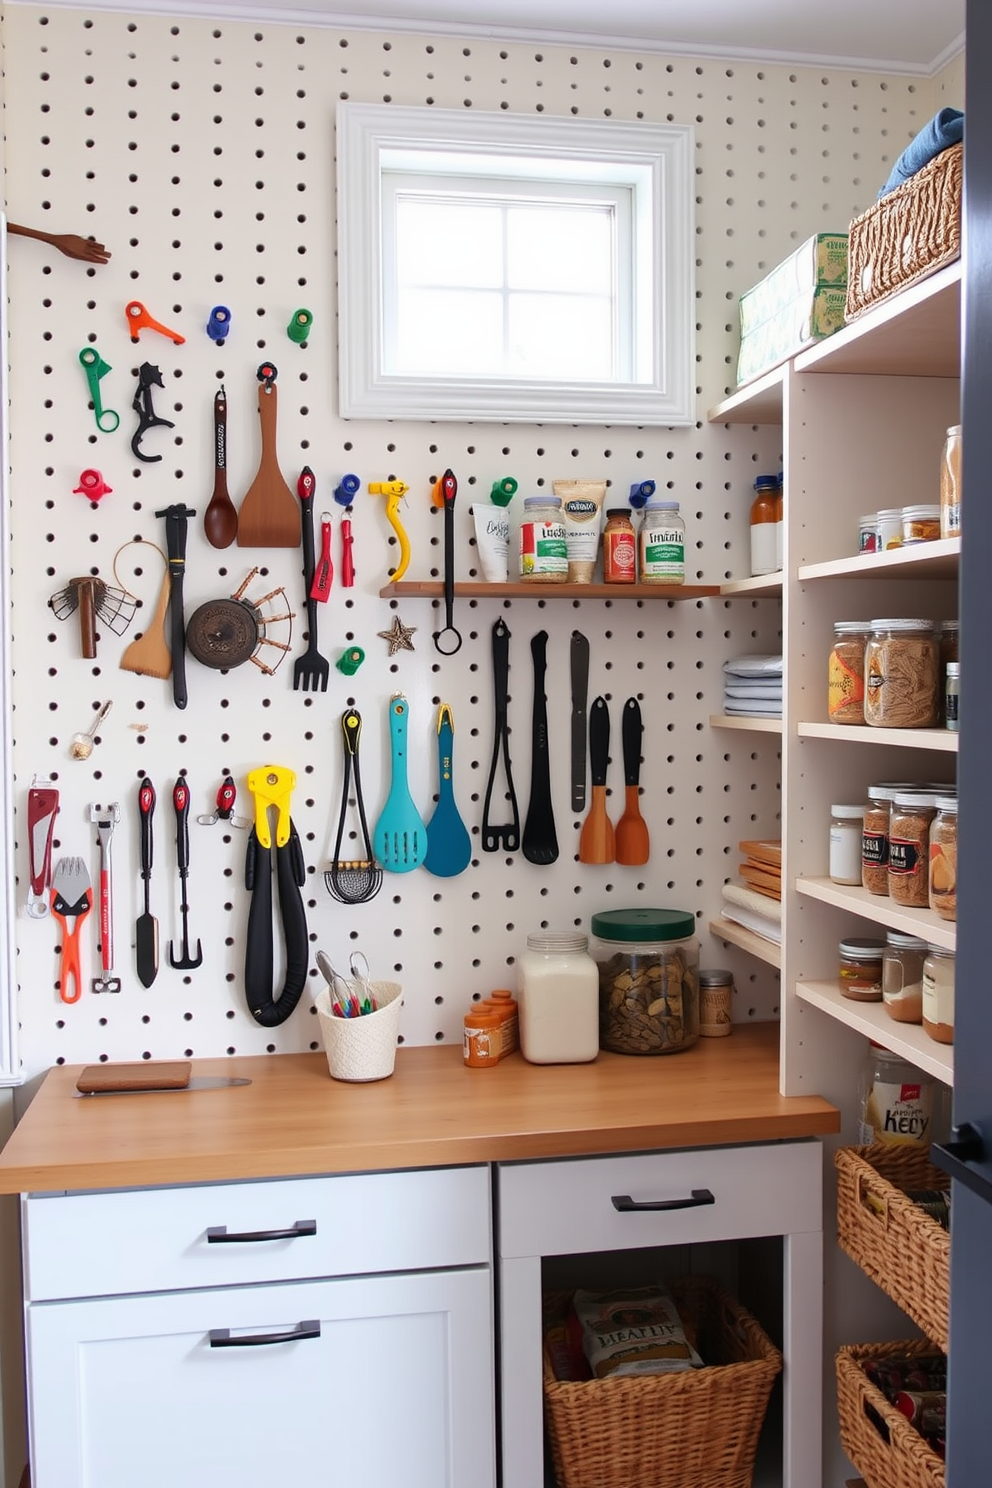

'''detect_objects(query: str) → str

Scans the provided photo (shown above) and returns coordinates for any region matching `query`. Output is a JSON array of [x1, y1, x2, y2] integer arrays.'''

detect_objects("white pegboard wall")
[[0, 5, 937, 1076]]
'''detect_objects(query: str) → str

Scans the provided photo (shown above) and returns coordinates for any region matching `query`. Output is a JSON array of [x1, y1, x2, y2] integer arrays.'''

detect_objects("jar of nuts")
[[589, 908, 699, 1055], [889, 792, 938, 907], [865, 619, 939, 728]]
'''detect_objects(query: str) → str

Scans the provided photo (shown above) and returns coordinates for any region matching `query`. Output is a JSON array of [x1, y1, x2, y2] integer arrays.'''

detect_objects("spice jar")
[[463, 1008, 502, 1067], [939, 621, 959, 724], [929, 797, 957, 921], [858, 514, 880, 553], [517, 932, 599, 1064], [602, 508, 637, 584], [698, 969, 733, 1037], [940, 424, 962, 539], [944, 662, 959, 732], [922, 946, 955, 1045], [882, 933, 928, 1024], [830, 805, 865, 884], [481, 988, 519, 1056], [638, 500, 685, 585], [519, 496, 568, 582], [828, 622, 870, 725], [857, 1045, 935, 1147], [864, 619, 939, 729], [889, 792, 938, 907], [749, 475, 779, 576], [589, 908, 699, 1055], [877, 507, 903, 551], [862, 783, 904, 896], [838, 937, 886, 1001], [900, 504, 941, 545]]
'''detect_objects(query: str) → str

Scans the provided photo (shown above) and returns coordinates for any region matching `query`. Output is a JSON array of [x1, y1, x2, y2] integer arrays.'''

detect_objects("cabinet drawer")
[[23, 1165, 491, 1301], [497, 1140, 820, 1257]]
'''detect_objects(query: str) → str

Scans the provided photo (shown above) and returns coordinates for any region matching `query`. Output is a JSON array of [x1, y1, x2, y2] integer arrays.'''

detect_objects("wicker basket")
[[836, 1339, 945, 1488], [845, 141, 962, 321], [835, 1145, 950, 1352], [542, 1275, 782, 1488]]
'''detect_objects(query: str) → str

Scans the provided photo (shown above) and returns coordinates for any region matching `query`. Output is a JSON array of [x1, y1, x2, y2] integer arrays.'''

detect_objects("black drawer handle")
[[611, 1188, 716, 1213], [206, 1219, 317, 1244], [209, 1319, 321, 1349], [933, 1124, 992, 1205]]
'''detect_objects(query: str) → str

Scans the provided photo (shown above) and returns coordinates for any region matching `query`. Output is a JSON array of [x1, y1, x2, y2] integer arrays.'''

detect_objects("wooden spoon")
[[237, 367, 300, 549], [615, 697, 650, 866], [119, 567, 172, 679], [203, 387, 238, 549], [579, 696, 615, 864]]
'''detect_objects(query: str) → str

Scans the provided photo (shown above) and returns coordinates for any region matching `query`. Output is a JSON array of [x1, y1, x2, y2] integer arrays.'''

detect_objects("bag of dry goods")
[[573, 1284, 704, 1379]]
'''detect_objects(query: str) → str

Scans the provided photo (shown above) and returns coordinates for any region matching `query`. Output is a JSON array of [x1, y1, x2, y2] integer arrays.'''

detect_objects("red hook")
[[73, 468, 113, 501]]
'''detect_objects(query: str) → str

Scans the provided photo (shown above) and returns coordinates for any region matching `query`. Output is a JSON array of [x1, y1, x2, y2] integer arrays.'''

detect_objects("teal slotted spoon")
[[373, 695, 427, 873], [424, 703, 472, 878]]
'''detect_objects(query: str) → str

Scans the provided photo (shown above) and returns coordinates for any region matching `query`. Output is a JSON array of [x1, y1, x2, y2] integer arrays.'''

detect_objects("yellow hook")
[[246, 765, 296, 848]]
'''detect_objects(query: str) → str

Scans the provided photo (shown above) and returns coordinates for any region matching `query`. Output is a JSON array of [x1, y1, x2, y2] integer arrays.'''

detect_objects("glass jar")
[[517, 932, 599, 1064], [830, 804, 865, 884], [940, 424, 962, 539], [877, 507, 903, 551], [637, 500, 685, 585], [749, 475, 778, 577], [828, 623, 870, 725], [862, 783, 908, 897], [839, 937, 886, 1001], [889, 792, 938, 907], [698, 969, 734, 1038], [882, 933, 928, 1024], [589, 908, 699, 1055], [602, 508, 637, 584], [858, 514, 880, 553], [944, 661, 960, 733], [858, 1044, 935, 1147], [922, 947, 955, 1045], [900, 504, 941, 545], [939, 621, 959, 724], [774, 474, 784, 571], [928, 798, 957, 921], [864, 619, 939, 728], [519, 496, 568, 582]]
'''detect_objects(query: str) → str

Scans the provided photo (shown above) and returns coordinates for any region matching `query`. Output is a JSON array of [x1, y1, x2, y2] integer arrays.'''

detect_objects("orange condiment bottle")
[[463, 1009, 501, 1068], [482, 989, 519, 1057]]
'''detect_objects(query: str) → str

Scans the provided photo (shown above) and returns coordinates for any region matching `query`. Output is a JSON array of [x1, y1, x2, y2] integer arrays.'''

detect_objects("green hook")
[[287, 308, 313, 343], [78, 346, 120, 432]]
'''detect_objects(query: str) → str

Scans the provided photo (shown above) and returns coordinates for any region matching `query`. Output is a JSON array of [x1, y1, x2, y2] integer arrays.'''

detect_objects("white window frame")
[[336, 102, 695, 426]]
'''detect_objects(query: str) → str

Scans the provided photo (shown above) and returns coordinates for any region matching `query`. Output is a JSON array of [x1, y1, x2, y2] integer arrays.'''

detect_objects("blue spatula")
[[424, 703, 472, 878], [373, 695, 427, 873]]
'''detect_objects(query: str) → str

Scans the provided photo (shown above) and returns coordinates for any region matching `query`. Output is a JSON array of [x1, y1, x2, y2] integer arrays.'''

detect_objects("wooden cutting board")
[[237, 378, 300, 548]]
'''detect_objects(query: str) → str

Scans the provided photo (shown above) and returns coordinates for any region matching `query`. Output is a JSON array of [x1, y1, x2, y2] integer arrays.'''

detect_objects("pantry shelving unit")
[[379, 580, 721, 600]]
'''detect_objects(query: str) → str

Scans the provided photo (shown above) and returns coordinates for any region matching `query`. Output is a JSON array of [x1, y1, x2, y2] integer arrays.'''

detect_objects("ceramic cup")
[[315, 980, 403, 1082]]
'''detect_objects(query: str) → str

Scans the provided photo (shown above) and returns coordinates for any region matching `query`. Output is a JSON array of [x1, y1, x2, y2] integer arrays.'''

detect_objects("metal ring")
[[433, 626, 463, 656]]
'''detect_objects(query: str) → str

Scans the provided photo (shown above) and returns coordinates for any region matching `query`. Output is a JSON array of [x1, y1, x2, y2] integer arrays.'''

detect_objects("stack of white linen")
[[720, 881, 782, 946], [722, 654, 783, 717]]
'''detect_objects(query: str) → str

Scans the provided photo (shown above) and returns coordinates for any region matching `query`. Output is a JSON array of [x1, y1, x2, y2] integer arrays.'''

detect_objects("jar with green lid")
[[589, 908, 699, 1055]]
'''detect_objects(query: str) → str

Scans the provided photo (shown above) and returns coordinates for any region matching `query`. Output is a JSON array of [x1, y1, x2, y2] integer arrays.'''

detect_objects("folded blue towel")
[[879, 108, 964, 197]]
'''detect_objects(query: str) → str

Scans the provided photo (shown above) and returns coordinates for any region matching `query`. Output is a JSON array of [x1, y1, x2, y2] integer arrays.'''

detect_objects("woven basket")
[[836, 1339, 945, 1488], [835, 1145, 950, 1352], [543, 1275, 782, 1488], [845, 142, 962, 321]]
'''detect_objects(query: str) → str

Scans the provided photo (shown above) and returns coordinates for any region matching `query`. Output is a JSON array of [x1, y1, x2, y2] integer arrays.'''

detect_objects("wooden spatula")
[[119, 567, 172, 679], [237, 365, 300, 549]]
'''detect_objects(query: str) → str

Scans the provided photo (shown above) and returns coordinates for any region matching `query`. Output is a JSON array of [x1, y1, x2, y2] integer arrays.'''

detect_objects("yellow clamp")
[[368, 480, 411, 583], [246, 765, 296, 849]]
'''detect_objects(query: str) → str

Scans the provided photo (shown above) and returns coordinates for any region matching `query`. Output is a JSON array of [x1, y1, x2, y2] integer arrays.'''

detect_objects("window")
[[336, 103, 694, 425]]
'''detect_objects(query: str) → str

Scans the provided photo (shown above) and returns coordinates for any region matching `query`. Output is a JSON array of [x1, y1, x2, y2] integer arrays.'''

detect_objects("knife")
[[570, 630, 590, 814]]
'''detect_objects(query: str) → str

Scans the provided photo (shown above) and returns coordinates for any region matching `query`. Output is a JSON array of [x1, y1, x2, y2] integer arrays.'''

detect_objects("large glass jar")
[[889, 792, 938, 907], [857, 1045, 935, 1147], [882, 933, 928, 1024], [864, 619, 939, 728], [828, 622, 870, 725], [589, 908, 699, 1055], [517, 932, 599, 1064], [923, 947, 955, 1045], [940, 424, 962, 539], [929, 798, 958, 921]]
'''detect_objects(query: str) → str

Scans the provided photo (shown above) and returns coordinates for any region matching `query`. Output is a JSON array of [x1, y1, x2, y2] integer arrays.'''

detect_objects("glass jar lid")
[[885, 932, 929, 950], [526, 931, 589, 953], [869, 618, 936, 632], [901, 505, 941, 518], [643, 500, 679, 513], [839, 937, 886, 959], [833, 621, 870, 635], [892, 792, 938, 810], [523, 495, 560, 510], [831, 804, 865, 819], [925, 945, 955, 959], [605, 507, 633, 519], [698, 969, 734, 987], [590, 908, 696, 943], [934, 796, 959, 813], [945, 662, 960, 678]]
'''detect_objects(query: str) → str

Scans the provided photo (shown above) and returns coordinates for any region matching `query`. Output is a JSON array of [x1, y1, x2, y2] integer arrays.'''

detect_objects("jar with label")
[[839, 937, 886, 1001], [858, 1045, 935, 1147], [830, 805, 865, 884], [889, 792, 937, 907], [482, 988, 519, 1056], [940, 424, 962, 539], [864, 619, 939, 728], [882, 933, 928, 1024], [698, 969, 733, 1037], [877, 507, 903, 551], [859, 514, 880, 553], [944, 662, 959, 733], [517, 932, 599, 1064], [928, 797, 957, 921], [463, 1008, 501, 1068], [774, 474, 784, 571], [828, 622, 870, 724], [638, 500, 685, 585], [900, 504, 941, 545], [589, 908, 699, 1055], [939, 621, 959, 724], [862, 783, 904, 896], [602, 508, 637, 584], [749, 475, 779, 576], [519, 496, 568, 582], [922, 947, 955, 1045]]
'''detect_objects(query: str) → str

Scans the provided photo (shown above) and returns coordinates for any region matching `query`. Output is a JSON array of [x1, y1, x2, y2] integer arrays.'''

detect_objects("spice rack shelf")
[[798, 537, 959, 583], [796, 722, 958, 752], [379, 581, 720, 600], [709, 714, 783, 734], [795, 981, 954, 1085], [719, 574, 783, 597], [708, 918, 781, 969], [796, 877, 956, 952]]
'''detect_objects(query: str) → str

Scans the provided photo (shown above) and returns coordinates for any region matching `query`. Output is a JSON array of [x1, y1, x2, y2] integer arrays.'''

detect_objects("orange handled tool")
[[50, 857, 93, 1005]]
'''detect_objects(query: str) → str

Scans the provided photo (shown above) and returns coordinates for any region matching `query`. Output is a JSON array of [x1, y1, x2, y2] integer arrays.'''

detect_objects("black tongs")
[[482, 617, 520, 851]]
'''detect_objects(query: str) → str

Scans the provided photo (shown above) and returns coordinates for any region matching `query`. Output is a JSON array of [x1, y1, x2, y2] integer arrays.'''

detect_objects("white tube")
[[553, 480, 607, 583], [471, 503, 510, 582]]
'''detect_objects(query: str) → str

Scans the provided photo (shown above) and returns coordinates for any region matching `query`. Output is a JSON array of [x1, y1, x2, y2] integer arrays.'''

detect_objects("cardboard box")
[[739, 233, 849, 337], [736, 285, 848, 387]]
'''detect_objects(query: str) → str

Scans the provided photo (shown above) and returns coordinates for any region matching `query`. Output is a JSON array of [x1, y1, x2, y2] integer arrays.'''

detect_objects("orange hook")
[[125, 300, 186, 346]]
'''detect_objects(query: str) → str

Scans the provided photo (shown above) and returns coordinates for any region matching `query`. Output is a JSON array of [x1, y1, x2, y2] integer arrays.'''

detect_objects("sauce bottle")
[[750, 474, 778, 576]]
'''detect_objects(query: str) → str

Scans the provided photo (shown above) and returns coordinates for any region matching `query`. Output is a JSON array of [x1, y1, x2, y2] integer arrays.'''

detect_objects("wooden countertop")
[[0, 1024, 838, 1194]]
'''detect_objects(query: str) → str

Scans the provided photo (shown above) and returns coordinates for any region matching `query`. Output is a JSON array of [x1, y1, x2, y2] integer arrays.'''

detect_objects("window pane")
[[508, 293, 614, 380], [394, 287, 505, 376], [395, 197, 503, 288], [506, 204, 614, 294]]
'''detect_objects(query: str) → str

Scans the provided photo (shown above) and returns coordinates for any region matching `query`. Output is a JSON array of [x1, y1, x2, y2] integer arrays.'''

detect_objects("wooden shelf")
[[795, 877, 956, 951], [719, 573, 783, 597], [707, 364, 786, 425], [797, 721, 959, 752], [798, 537, 959, 582], [379, 580, 720, 600], [795, 981, 954, 1085], [794, 261, 961, 379], [708, 918, 781, 969], [710, 714, 783, 734]]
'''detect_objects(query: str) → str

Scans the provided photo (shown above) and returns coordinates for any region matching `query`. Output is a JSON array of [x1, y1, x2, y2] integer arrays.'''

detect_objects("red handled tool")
[[50, 857, 93, 1004], [341, 516, 355, 588], [169, 780, 203, 970], [197, 775, 250, 829], [27, 777, 59, 918], [135, 780, 159, 988], [90, 803, 121, 994], [310, 512, 333, 601]]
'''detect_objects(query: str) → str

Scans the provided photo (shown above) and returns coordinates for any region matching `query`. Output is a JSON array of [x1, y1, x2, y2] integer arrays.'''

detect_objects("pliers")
[[244, 766, 308, 1027]]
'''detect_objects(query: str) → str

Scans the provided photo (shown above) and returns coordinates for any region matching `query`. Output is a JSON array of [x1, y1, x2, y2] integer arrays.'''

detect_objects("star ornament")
[[378, 615, 417, 655]]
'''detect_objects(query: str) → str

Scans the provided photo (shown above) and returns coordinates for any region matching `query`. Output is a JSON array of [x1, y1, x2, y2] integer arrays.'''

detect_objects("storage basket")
[[542, 1275, 782, 1488], [836, 1339, 945, 1488], [845, 142, 962, 321], [835, 1145, 950, 1352]]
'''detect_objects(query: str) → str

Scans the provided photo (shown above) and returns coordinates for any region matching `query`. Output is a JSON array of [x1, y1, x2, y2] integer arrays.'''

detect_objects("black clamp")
[[244, 766, 309, 1027], [132, 363, 175, 462]]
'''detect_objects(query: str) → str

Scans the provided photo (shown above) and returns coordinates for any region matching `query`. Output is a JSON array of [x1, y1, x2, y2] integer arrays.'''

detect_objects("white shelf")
[[706, 364, 785, 425], [719, 574, 783, 597], [794, 262, 961, 380], [796, 722, 959, 752], [795, 981, 954, 1085], [708, 918, 782, 969], [798, 537, 960, 583], [709, 714, 783, 734], [795, 877, 956, 951]]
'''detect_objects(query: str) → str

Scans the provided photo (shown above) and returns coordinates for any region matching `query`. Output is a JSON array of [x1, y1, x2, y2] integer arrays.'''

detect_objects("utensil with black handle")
[[615, 697, 650, 866], [579, 696, 615, 864], [156, 504, 196, 710], [522, 630, 558, 864], [169, 778, 202, 969], [135, 778, 159, 987], [293, 466, 330, 692]]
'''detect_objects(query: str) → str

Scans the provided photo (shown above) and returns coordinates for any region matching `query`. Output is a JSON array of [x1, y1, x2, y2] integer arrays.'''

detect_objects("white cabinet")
[[22, 1167, 495, 1488]]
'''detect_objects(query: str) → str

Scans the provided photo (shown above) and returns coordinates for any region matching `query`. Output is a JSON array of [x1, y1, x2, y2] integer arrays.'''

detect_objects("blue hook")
[[333, 474, 361, 508], [628, 480, 656, 510], [206, 306, 232, 344]]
